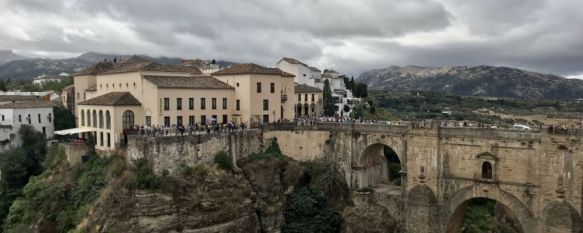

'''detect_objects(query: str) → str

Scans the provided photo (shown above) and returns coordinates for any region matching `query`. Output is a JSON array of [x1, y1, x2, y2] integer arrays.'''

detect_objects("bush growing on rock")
[[126, 158, 158, 191], [282, 187, 342, 233], [214, 151, 233, 171]]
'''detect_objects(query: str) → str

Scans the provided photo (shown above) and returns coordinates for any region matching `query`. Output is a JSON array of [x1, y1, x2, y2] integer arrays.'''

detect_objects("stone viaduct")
[[127, 122, 583, 233]]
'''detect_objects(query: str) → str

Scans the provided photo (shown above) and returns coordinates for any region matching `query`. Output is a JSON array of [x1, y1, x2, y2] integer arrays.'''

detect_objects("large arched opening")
[[541, 200, 583, 233], [447, 198, 525, 233], [354, 143, 401, 189]]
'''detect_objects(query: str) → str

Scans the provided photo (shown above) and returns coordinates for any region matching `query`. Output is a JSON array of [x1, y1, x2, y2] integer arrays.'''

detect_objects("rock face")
[[358, 65, 583, 99], [342, 193, 397, 233], [85, 168, 260, 233], [237, 155, 308, 233]]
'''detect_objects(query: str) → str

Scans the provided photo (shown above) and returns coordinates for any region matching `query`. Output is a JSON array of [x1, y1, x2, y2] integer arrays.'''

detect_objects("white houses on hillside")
[[0, 101, 55, 152]]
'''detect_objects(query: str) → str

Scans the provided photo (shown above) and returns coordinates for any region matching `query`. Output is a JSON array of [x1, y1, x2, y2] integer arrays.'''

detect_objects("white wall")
[[0, 107, 54, 151]]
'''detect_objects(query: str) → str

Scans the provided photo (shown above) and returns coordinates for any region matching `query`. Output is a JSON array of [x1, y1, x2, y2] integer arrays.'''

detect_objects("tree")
[[350, 76, 354, 91], [53, 106, 76, 130], [323, 80, 336, 116], [353, 82, 368, 98], [282, 187, 342, 233], [19, 125, 47, 176]]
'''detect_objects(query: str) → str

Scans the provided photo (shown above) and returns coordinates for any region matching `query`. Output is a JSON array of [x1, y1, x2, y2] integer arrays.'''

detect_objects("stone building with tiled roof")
[[73, 57, 295, 151], [276, 57, 322, 86], [294, 84, 323, 117]]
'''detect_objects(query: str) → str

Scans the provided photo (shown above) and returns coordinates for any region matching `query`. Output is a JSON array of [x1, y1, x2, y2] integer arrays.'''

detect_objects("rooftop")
[[295, 84, 322, 93], [0, 95, 42, 102], [78, 92, 141, 106], [144, 75, 234, 89], [279, 57, 307, 66], [0, 101, 54, 109], [213, 63, 294, 77], [75, 55, 202, 76]]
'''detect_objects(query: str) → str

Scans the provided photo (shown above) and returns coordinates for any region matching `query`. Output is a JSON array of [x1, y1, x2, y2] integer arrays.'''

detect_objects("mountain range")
[[0, 51, 234, 81], [358, 65, 583, 100]]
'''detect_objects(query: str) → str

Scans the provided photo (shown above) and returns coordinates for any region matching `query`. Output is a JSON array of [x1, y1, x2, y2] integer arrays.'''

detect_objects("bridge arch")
[[353, 143, 402, 189], [541, 200, 583, 233], [444, 184, 534, 233]]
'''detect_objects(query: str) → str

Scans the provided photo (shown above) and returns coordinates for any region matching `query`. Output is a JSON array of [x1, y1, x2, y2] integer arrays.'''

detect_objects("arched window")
[[99, 110, 104, 129], [122, 110, 134, 129], [106, 111, 111, 129], [481, 162, 493, 179], [80, 110, 85, 126], [86, 110, 91, 127], [92, 110, 97, 127]]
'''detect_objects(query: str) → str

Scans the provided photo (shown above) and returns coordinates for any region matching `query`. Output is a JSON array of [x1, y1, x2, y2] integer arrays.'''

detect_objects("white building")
[[0, 101, 55, 152], [277, 57, 322, 87], [32, 73, 71, 86], [276, 58, 360, 118], [0, 91, 61, 102]]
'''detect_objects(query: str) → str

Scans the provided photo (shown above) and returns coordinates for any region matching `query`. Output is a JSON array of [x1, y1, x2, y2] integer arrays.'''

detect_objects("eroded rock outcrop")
[[84, 167, 260, 233]]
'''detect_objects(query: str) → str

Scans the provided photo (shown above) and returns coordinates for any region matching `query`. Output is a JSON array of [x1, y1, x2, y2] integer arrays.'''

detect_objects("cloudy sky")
[[1, 0, 582, 77]]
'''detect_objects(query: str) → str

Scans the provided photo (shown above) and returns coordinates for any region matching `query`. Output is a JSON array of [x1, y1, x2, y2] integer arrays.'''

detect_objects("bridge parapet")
[[438, 127, 542, 140], [264, 122, 410, 134]]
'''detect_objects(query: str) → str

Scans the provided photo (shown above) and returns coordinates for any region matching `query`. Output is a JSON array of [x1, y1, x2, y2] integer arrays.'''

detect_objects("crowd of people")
[[124, 121, 249, 137], [293, 116, 401, 126]]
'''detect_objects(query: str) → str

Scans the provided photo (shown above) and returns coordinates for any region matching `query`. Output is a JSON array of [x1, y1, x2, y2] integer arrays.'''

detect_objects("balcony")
[[281, 94, 288, 102]]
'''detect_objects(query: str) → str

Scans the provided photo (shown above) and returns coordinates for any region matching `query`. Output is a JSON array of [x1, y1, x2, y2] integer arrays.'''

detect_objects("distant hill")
[[358, 65, 583, 100], [0, 50, 28, 65], [0, 52, 237, 81]]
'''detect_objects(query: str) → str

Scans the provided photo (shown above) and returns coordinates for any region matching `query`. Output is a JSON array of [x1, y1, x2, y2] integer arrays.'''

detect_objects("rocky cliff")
[[358, 65, 583, 99]]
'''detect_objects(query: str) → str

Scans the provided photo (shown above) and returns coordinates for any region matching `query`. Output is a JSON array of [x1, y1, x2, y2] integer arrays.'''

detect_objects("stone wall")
[[126, 131, 264, 175]]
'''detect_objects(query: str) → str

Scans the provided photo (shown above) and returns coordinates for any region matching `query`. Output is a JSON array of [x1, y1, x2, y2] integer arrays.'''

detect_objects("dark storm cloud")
[[0, 0, 581, 77]]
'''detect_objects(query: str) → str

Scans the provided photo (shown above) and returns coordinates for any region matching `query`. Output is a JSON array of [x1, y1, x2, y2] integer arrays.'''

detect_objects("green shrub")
[[282, 187, 342, 233], [214, 151, 233, 171], [127, 158, 159, 191]]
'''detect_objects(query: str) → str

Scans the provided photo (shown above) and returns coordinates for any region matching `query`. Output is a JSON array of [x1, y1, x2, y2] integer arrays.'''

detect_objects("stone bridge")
[[127, 122, 583, 233]]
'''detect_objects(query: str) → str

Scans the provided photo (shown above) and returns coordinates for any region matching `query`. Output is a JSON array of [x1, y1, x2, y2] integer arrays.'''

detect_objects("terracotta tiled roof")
[[295, 84, 322, 93], [144, 75, 234, 89], [279, 57, 307, 66], [75, 55, 202, 76], [0, 101, 54, 109], [308, 66, 321, 72], [213, 63, 294, 77], [78, 92, 141, 106], [0, 95, 42, 102]]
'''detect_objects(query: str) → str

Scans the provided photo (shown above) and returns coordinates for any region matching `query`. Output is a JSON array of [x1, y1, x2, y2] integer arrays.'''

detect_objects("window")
[[92, 110, 96, 127], [236, 99, 240, 111], [212, 98, 217, 110], [27, 114, 31, 124], [1, 115, 3, 121], [222, 98, 227, 109], [100, 132, 103, 146], [212, 115, 217, 123], [189, 116, 194, 125], [107, 133, 111, 148], [270, 82, 275, 93], [99, 110, 103, 128], [48, 113, 52, 123], [222, 115, 228, 124], [201, 98, 206, 110], [297, 94, 301, 101], [177, 116, 183, 126], [122, 110, 134, 129], [164, 98, 170, 110], [236, 82, 239, 87], [201, 115, 206, 125], [263, 114, 269, 123], [263, 99, 269, 111], [304, 94, 308, 101], [311, 94, 315, 102], [164, 116, 170, 127], [133, 82, 136, 88], [481, 162, 493, 179], [189, 98, 194, 110], [177, 98, 182, 110], [38, 113, 41, 123], [18, 115, 21, 123], [77, 92, 80, 99], [106, 111, 111, 129], [145, 116, 151, 126], [256, 82, 262, 93], [86, 110, 90, 126]]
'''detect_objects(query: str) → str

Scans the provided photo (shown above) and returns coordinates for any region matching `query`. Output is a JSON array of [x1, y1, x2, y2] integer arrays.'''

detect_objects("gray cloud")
[[0, 0, 581, 77]]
